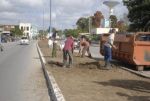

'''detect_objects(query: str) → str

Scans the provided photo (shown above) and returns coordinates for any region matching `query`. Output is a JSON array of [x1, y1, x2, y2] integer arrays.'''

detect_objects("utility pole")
[[89, 17, 91, 34], [43, 8, 45, 37], [49, 0, 52, 34]]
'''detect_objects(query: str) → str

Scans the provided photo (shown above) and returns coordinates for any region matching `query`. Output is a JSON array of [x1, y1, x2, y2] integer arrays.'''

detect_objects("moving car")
[[20, 36, 29, 45]]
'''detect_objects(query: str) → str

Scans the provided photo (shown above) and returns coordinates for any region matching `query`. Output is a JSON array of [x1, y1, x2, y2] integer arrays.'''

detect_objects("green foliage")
[[110, 15, 118, 28], [117, 21, 128, 33], [56, 30, 63, 36], [38, 30, 48, 37], [89, 34, 100, 41], [92, 11, 104, 28], [123, 0, 150, 31], [63, 29, 81, 38], [10, 26, 23, 37], [76, 17, 89, 32]]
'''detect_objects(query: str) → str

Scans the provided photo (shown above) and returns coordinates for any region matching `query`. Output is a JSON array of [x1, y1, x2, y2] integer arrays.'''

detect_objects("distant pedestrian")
[[63, 35, 74, 68], [52, 31, 57, 40], [103, 28, 117, 69], [78, 35, 86, 56], [52, 39, 57, 58], [81, 38, 91, 58], [48, 37, 53, 48]]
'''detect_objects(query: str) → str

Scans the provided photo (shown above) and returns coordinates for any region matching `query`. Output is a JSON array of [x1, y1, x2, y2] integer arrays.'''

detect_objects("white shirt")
[[48, 39, 53, 46], [104, 33, 115, 48]]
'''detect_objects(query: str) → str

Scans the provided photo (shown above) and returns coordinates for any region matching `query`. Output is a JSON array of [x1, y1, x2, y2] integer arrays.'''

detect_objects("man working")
[[104, 28, 117, 69], [63, 35, 74, 68], [81, 37, 91, 58]]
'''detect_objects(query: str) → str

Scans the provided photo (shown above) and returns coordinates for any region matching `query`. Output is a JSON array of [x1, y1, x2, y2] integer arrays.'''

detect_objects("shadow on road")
[[48, 60, 63, 67], [93, 79, 150, 93], [79, 62, 100, 69], [117, 92, 150, 101]]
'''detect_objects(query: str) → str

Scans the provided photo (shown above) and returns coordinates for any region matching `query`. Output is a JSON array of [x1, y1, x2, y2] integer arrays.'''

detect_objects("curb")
[[120, 66, 150, 79], [37, 44, 66, 101]]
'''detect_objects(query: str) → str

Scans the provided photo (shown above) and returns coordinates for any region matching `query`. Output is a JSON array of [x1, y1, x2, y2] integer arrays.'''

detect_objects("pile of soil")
[[38, 39, 150, 101]]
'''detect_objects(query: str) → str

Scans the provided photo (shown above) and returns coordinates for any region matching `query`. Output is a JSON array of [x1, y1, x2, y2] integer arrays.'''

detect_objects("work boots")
[[104, 61, 111, 70]]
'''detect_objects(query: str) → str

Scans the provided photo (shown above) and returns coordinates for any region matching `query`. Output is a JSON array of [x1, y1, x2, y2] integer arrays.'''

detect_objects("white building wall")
[[19, 23, 32, 39], [31, 26, 38, 38], [91, 28, 118, 34]]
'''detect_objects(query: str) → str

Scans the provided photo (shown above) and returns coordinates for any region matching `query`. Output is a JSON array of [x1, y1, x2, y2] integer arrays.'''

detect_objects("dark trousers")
[[104, 45, 112, 66], [104, 46, 112, 62], [63, 50, 73, 66], [82, 46, 91, 57], [52, 43, 57, 57]]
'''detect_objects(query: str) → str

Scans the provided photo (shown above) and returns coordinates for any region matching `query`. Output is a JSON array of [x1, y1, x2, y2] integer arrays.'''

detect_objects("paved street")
[[0, 41, 49, 101], [90, 44, 103, 59]]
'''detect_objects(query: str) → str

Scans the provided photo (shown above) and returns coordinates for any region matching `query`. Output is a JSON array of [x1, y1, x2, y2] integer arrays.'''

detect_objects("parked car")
[[20, 37, 29, 45]]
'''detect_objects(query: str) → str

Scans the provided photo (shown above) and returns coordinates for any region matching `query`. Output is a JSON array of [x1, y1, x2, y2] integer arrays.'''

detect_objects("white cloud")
[[1, 0, 12, 7], [0, 0, 128, 30], [17, 0, 43, 7], [0, 0, 13, 12], [0, 12, 18, 19]]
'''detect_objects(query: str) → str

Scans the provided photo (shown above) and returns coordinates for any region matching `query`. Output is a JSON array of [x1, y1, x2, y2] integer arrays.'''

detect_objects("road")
[[90, 44, 103, 59], [0, 41, 50, 101]]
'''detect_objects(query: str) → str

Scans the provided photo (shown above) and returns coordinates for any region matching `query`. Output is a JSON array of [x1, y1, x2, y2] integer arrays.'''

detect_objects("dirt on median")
[[38, 39, 150, 101]]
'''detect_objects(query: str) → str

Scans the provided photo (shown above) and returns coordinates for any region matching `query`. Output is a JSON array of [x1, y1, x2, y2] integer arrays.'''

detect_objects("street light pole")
[[49, 0, 52, 33], [43, 8, 44, 36], [89, 17, 91, 34]]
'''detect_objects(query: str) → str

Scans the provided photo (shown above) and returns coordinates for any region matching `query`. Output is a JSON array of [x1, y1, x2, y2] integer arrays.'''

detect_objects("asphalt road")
[[90, 44, 103, 59], [0, 41, 49, 101]]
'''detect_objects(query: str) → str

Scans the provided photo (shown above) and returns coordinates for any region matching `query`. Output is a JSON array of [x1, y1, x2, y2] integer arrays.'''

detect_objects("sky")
[[0, 0, 128, 30]]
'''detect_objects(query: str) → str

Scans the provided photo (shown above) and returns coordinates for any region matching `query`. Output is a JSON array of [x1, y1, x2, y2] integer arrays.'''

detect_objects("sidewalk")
[[38, 39, 150, 101]]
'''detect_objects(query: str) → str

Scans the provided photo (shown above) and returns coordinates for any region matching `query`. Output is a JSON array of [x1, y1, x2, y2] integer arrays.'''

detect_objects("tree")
[[117, 20, 128, 33], [92, 11, 104, 28], [110, 15, 117, 28], [123, 0, 150, 31], [10, 26, 23, 37], [38, 30, 48, 38], [76, 17, 89, 32], [63, 29, 81, 38]]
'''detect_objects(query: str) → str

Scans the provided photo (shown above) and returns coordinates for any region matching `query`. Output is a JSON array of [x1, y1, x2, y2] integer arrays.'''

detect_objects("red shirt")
[[63, 37, 74, 51]]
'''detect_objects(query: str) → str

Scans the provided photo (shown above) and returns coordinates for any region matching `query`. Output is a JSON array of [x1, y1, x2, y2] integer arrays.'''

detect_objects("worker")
[[103, 28, 117, 69]]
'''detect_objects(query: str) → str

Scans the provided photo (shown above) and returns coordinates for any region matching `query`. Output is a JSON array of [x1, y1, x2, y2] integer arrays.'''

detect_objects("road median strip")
[[37, 43, 66, 101]]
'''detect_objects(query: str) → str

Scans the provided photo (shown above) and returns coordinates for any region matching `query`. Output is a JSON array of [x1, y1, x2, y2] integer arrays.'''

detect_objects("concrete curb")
[[37, 44, 66, 101], [120, 66, 150, 79]]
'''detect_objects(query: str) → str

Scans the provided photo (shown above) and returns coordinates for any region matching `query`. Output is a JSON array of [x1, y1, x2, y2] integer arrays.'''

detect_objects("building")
[[30, 25, 39, 38], [0, 25, 15, 31], [0, 25, 16, 42], [91, 28, 118, 34], [19, 23, 39, 39], [19, 23, 31, 39]]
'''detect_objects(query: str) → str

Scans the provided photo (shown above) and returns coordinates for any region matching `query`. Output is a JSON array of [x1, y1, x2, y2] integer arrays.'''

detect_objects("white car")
[[20, 37, 29, 45], [74, 39, 79, 49]]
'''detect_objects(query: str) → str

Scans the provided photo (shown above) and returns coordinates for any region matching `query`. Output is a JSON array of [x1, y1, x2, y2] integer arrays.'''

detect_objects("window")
[[27, 27, 29, 31], [136, 34, 150, 41], [21, 26, 23, 30]]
